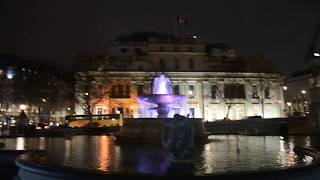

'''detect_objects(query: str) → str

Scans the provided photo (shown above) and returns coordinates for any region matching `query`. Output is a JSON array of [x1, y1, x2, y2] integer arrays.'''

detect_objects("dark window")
[[174, 46, 179, 52], [120, 48, 128, 53], [137, 85, 144, 96], [111, 85, 116, 97], [125, 85, 130, 97], [160, 58, 166, 70], [265, 86, 270, 99], [211, 85, 217, 99], [188, 85, 194, 98], [160, 46, 165, 52], [134, 48, 142, 54], [224, 84, 245, 99], [173, 85, 180, 95], [118, 85, 123, 97], [112, 108, 116, 114], [252, 85, 258, 98], [188, 47, 194, 52], [174, 59, 180, 70], [189, 59, 194, 70], [138, 65, 144, 71]]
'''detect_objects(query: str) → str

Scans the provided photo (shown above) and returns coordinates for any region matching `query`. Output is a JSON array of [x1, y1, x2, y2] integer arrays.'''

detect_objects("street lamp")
[[283, 86, 287, 90], [287, 102, 292, 116], [84, 92, 89, 96], [19, 104, 27, 111], [41, 98, 46, 103], [301, 90, 307, 115], [314, 52, 320, 57]]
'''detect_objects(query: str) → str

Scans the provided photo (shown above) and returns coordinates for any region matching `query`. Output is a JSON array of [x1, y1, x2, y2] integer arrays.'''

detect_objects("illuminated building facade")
[[75, 33, 285, 121]]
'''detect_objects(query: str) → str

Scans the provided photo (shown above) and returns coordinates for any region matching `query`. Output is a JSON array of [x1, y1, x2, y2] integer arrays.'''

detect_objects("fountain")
[[114, 74, 207, 143], [138, 74, 186, 118]]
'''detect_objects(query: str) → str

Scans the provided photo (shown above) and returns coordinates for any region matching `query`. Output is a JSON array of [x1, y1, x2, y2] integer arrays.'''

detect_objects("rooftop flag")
[[176, 16, 188, 24]]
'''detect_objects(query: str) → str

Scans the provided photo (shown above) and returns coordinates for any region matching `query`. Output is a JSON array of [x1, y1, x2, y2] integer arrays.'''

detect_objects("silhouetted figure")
[[162, 114, 194, 163], [18, 111, 28, 134]]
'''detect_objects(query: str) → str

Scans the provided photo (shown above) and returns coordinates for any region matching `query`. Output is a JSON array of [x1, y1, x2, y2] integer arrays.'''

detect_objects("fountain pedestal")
[[114, 118, 208, 143]]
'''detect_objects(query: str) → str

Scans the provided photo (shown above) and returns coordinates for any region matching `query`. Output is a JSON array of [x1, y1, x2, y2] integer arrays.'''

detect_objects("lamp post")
[[287, 102, 292, 116], [301, 90, 307, 115], [130, 105, 134, 118]]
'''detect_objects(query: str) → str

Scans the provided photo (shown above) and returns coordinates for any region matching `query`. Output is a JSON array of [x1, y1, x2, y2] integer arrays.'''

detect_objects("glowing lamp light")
[[41, 98, 46, 102], [130, 105, 134, 110], [67, 107, 71, 111], [188, 90, 193, 95], [19, 104, 27, 110], [84, 92, 89, 96], [301, 90, 306, 94], [283, 86, 287, 90], [287, 102, 292, 106], [314, 52, 320, 57], [193, 35, 197, 39], [116, 110, 120, 114]]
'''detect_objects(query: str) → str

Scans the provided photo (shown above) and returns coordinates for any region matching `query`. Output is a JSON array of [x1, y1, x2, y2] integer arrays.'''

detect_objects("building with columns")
[[75, 32, 285, 121]]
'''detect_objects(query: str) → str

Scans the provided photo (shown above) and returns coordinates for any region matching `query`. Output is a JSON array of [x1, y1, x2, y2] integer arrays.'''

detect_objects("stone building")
[[75, 32, 285, 121]]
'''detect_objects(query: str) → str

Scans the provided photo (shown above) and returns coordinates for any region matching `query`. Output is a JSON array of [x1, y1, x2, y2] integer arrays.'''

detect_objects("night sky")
[[0, 0, 319, 75]]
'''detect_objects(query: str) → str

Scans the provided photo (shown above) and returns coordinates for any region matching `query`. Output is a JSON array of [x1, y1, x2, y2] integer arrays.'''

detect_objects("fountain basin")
[[139, 94, 185, 105], [11, 137, 320, 180], [114, 118, 208, 143]]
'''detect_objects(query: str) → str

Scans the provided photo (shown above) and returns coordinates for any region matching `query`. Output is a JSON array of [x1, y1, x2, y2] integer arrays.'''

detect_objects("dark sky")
[[0, 0, 319, 75]]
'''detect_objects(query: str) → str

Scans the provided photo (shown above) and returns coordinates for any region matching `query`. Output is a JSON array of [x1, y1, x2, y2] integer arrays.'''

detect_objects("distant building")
[[75, 32, 285, 121], [0, 55, 74, 125], [283, 68, 320, 116]]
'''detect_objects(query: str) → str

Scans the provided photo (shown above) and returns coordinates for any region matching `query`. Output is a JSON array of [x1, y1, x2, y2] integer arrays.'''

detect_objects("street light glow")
[[314, 52, 320, 57], [84, 92, 89, 96], [19, 104, 27, 110], [193, 35, 197, 39], [283, 86, 287, 90], [42, 98, 46, 102], [301, 90, 306, 94], [287, 102, 292, 106]]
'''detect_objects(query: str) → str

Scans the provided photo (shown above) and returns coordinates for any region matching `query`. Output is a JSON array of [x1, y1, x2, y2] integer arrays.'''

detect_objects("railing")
[[65, 114, 123, 128]]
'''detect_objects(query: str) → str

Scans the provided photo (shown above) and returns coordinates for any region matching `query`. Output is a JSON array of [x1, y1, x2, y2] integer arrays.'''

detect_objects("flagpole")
[[173, 15, 178, 38]]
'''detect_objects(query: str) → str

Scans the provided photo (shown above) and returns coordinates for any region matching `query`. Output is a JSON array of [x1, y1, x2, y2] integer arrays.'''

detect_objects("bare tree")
[[213, 86, 233, 120], [75, 74, 111, 116]]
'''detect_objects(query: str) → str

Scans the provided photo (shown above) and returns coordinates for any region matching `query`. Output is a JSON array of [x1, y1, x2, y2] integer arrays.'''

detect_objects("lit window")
[[97, 107, 103, 115], [6, 69, 15, 79]]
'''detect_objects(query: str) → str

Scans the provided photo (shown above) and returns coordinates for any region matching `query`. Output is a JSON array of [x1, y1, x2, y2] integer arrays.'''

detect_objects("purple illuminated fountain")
[[138, 74, 186, 118]]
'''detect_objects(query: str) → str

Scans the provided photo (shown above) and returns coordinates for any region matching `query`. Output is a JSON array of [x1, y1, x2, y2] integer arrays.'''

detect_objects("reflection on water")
[[0, 135, 318, 175]]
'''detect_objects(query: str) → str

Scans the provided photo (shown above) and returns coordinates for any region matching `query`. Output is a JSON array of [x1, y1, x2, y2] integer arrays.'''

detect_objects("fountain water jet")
[[138, 74, 186, 118]]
